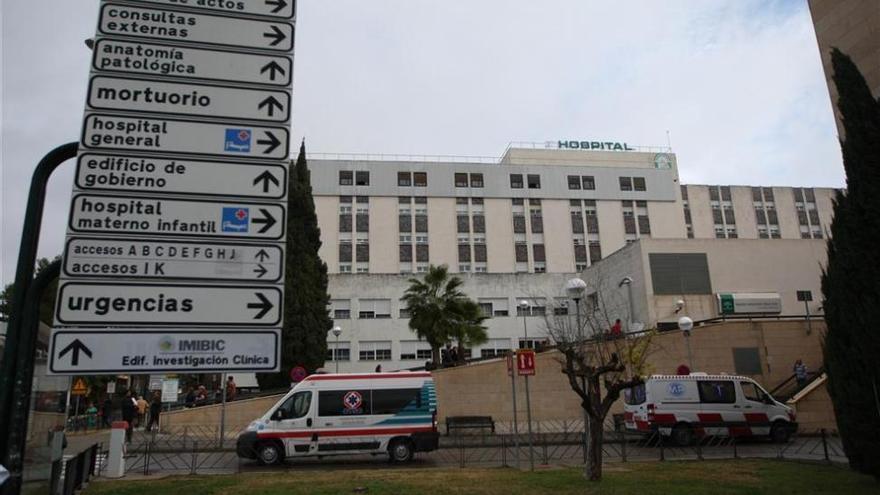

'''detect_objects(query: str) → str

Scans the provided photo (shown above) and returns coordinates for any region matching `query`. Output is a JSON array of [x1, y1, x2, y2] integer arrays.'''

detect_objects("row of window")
[[326, 338, 551, 362], [329, 297, 571, 320], [338, 170, 645, 192]]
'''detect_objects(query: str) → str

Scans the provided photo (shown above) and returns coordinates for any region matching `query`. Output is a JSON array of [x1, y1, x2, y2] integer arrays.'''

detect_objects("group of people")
[[183, 376, 237, 408]]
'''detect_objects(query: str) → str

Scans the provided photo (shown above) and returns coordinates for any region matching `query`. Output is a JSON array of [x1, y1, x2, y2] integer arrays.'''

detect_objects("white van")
[[236, 372, 439, 465], [623, 373, 797, 445]]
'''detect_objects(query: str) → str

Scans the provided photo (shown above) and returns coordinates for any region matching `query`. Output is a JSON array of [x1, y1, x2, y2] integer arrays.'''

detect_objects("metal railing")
[[50, 442, 101, 495]]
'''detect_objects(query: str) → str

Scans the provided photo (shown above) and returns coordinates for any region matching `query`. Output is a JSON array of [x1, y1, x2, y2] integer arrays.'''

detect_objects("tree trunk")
[[587, 414, 604, 481], [431, 346, 441, 369]]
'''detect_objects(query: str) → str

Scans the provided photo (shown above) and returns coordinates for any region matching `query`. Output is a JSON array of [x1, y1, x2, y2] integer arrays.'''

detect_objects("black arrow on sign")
[[59, 339, 92, 366], [260, 61, 286, 81], [263, 25, 287, 47], [257, 131, 281, 155], [265, 0, 288, 14], [254, 264, 268, 278], [253, 170, 280, 193], [252, 208, 277, 233], [247, 292, 274, 319], [255, 249, 271, 262], [258, 95, 284, 117]]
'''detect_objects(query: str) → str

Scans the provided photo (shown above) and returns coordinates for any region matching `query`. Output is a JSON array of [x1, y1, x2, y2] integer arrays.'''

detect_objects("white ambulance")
[[236, 372, 439, 465], [623, 373, 797, 445]]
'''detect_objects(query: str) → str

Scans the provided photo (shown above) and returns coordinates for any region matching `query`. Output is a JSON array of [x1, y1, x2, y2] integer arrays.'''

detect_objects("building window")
[[533, 244, 546, 263], [510, 174, 523, 189], [514, 242, 528, 263], [723, 207, 736, 224], [414, 196, 427, 205], [619, 177, 633, 191], [473, 243, 487, 263], [339, 243, 352, 263], [356, 243, 369, 262], [355, 171, 370, 186], [399, 244, 412, 262], [511, 198, 524, 206], [516, 299, 546, 317], [413, 172, 427, 187], [567, 175, 581, 190], [399, 214, 412, 232], [588, 241, 602, 262], [709, 186, 720, 201], [358, 299, 391, 319], [527, 174, 541, 189], [327, 341, 350, 361], [623, 215, 636, 234], [472, 214, 486, 233], [513, 215, 526, 234], [397, 172, 412, 186], [633, 177, 646, 191], [457, 215, 470, 233], [530, 214, 543, 234], [470, 173, 484, 188], [356, 213, 369, 232], [480, 339, 512, 359], [331, 299, 351, 319], [681, 185, 689, 200], [582, 176, 595, 190], [339, 170, 353, 186], [339, 264, 352, 273], [638, 215, 651, 235], [574, 244, 587, 263], [399, 340, 432, 360], [458, 244, 471, 262], [454, 173, 468, 187], [416, 244, 429, 262], [359, 341, 392, 361]]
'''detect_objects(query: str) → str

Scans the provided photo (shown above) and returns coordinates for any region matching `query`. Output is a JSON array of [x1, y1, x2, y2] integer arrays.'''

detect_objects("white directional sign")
[[76, 153, 287, 199], [81, 114, 289, 160], [64, 238, 284, 282], [68, 194, 285, 239], [50, 330, 280, 374], [92, 39, 293, 86], [127, 0, 296, 19], [55, 282, 282, 326], [52, 0, 295, 375], [88, 76, 291, 123], [99, 3, 294, 52]]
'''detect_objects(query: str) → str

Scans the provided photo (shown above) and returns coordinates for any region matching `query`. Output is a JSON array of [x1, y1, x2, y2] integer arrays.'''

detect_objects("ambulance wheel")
[[672, 424, 695, 447], [256, 441, 283, 465], [770, 422, 791, 443], [388, 439, 414, 463]]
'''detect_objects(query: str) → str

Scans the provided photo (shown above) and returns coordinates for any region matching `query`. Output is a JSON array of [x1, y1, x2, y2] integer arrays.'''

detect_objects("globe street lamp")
[[331, 326, 342, 374], [565, 278, 589, 469], [678, 316, 694, 371]]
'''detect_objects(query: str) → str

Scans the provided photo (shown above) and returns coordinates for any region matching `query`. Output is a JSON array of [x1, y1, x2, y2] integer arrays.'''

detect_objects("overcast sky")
[[0, 0, 844, 286]]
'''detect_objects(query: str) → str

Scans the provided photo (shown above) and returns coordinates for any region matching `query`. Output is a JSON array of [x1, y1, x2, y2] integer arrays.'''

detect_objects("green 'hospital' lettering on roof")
[[556, 140, 634, 151]]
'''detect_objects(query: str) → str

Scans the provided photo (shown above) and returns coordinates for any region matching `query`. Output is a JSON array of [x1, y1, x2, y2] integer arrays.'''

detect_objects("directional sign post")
[[50, 0, 295, 375]]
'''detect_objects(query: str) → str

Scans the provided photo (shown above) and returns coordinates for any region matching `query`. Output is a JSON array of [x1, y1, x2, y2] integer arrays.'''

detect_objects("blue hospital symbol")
[[343, 391, 363, 410], [225, 128, 252, 152], [222, 207, 249, 233]]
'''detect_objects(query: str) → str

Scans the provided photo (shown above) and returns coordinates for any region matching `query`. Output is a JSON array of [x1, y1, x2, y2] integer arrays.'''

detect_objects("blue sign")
[[224, 128, 252, 152], [222, 207, 249, 233], [667, 382, 686, 397]]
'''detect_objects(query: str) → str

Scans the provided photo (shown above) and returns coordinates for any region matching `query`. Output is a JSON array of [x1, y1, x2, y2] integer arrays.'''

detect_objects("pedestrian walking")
[[226, 376, 237, 402], [148, 392, 161, 432], [136, 395, 147, 428], [101, 396, 113, 428], [85, 402, 98, 430], [794, 359, 808, 387], [121, 390, 136, 443]]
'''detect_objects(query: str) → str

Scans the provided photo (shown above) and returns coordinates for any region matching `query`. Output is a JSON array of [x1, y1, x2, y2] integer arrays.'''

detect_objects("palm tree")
[[401, 265, 488, 368]]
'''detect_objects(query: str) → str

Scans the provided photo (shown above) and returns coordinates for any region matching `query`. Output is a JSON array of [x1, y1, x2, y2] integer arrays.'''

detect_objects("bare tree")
[[543, 272, 654, 481]]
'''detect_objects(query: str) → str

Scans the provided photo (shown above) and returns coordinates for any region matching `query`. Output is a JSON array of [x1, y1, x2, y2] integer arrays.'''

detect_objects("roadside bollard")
[[106, 421, 128, 478]]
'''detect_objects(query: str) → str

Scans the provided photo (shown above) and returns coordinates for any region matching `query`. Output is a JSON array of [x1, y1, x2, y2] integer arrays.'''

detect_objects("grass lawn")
[[85, 460, 879, 495]]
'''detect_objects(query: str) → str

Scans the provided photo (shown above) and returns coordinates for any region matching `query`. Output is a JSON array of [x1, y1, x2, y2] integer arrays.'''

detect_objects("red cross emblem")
[[238, 130, 250, 141], [235, 209, 248, 220]]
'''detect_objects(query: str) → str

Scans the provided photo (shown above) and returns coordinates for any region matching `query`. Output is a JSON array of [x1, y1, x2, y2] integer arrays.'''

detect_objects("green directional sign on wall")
[[719, 294, 735, 315]]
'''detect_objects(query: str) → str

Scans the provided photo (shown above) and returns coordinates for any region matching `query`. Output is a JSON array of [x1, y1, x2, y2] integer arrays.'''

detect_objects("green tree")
[[258, 141, 332, 389], [401, 264, 487, 367], [446, 299, 489, 365], [821, 48, 880, 480], [0, 256, 61, 326]]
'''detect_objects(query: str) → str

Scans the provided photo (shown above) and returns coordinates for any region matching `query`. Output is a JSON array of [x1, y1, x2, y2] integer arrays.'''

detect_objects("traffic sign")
[[71, 378, 89, 396], [49, 330, 280, 374], [92, 39, 294, 86], [98, 3, 294, 52], [80, 114, 289, 160], [289, 365, 307, 382], [68, 194, 285, 240], [75, 153, 287, 199], [63, 238, 284, 282], [87, 76, 291, 123], [55, 282, 282, 326], [128, 0, 296, 19], [516, 349, 536, 376]]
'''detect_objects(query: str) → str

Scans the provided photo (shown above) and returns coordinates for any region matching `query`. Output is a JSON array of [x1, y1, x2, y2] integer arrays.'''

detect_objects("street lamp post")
[[518, 300, 535, 471], [331, 326, 342, 374], [565, 278, 589, 470], [678, 316, 694, 371]]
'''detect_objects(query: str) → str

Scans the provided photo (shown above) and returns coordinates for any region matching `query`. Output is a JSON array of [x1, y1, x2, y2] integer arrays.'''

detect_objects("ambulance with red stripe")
[[623, 373, 797, 446], [236, 372, 439, 465]]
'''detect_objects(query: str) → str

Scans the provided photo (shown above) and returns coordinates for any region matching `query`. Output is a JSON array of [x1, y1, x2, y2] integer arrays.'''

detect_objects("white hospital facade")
[[306, 143, 837, 372]]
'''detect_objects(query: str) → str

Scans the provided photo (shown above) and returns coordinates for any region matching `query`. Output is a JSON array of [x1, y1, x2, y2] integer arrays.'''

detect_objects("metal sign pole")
[[509, 352, 520, 469]]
